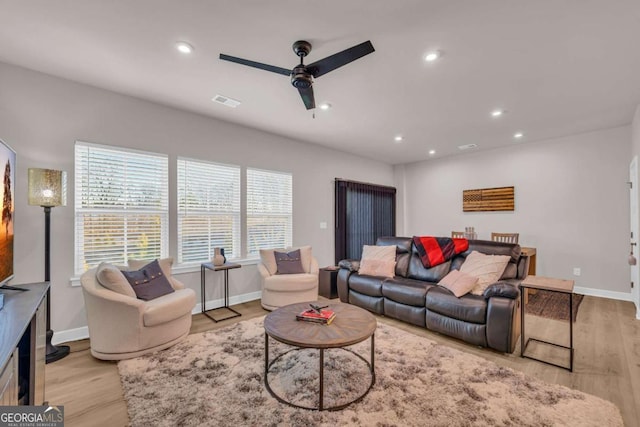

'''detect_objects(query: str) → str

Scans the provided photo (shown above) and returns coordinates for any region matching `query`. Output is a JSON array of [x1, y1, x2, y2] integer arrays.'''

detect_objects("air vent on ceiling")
[[458, 143, 478, 151], [212, 94, 241, 108]]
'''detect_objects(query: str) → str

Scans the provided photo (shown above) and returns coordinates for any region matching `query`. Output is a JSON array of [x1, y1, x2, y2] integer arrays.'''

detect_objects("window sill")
[[69, 257, 260, 287]]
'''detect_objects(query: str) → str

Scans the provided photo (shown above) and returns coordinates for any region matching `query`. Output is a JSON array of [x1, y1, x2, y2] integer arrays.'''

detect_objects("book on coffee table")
[[296, 308, 336, 325]]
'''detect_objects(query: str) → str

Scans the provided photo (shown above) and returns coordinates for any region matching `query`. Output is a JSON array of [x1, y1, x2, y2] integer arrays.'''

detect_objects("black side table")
[[319, 267, 339, 299], [520, 275, 574, 371], [200, 262, 242, 322]]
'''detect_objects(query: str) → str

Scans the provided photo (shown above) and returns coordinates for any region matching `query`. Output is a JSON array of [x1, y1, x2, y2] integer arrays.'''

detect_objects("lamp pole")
[[43, 205, 70, 363]]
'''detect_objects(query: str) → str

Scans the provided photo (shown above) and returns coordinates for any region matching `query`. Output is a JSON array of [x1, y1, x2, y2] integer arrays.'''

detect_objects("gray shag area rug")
[[118, 316, 622, 427]]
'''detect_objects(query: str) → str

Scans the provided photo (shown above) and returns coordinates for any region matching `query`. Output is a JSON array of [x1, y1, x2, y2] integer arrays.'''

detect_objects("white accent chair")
[[80, 259, 196, 360], [258, 246, 319, 310]]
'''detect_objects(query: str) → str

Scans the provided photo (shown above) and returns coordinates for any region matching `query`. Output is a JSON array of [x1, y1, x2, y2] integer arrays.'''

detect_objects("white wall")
[[0, 62, 394, 337], [395, 126, 631, 297]]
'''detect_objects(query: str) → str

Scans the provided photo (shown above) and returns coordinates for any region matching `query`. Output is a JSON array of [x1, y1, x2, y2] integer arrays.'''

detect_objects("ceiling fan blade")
[[307, 41, 375, 78], [298, 86, 315, 110], [219, 54, 291, 76]]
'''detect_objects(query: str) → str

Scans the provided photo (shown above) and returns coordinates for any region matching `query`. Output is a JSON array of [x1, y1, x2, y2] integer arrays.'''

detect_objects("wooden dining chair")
[[451, 231, 465, 239], [491, 232, 519, 244]]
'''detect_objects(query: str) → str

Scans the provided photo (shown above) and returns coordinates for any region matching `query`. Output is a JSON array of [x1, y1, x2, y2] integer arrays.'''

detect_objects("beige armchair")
[[80, 262, 196, 360], [258, 246, 319, 310]]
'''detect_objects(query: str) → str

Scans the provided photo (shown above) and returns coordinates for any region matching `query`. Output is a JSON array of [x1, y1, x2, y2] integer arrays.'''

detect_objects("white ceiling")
[[1, 1, 640, 165]]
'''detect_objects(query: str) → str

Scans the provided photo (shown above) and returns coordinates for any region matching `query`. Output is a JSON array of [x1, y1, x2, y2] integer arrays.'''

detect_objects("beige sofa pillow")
[[438, 270, 479, 297], [358, 245, 396, 278], [96, 262, 136, 298], [459, 251, 511, 295], [260, 248, 283, 275], [359, 259, 396, 277]]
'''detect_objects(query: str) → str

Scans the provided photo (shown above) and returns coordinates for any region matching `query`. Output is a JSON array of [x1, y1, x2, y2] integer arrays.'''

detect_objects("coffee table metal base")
[[264, 332, 375, 411]]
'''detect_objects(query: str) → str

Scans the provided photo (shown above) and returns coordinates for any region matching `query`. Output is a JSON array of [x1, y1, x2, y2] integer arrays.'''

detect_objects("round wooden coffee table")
[[264, 301, 376, 411]]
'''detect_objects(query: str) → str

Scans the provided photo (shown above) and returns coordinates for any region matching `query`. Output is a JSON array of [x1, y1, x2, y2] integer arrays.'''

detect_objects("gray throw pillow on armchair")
[[121, 259, 175, 301], [274, 249, 305, 274]]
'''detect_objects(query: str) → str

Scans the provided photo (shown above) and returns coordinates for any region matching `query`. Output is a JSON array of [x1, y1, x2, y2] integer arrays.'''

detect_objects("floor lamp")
[[28, 168, 70, 364]]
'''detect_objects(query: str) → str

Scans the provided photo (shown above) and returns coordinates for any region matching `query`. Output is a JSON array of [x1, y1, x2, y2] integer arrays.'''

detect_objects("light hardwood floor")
[[46, 296, 640, 427]]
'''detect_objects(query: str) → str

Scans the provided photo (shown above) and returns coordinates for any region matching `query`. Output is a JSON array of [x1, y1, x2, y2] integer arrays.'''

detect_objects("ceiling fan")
[[219, 40, 375, 110]]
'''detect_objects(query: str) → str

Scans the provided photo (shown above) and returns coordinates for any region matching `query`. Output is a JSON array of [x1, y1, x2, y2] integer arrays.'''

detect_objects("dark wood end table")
[[264, 302, 376, 411], [319, 267, 339, 299]]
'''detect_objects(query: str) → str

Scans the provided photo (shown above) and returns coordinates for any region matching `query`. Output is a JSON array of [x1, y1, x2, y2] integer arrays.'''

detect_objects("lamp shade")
[[28, 168, 67, 207]]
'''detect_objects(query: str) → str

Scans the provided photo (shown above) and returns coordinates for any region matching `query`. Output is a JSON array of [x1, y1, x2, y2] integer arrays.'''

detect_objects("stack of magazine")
[[296, 305, 336, 325]]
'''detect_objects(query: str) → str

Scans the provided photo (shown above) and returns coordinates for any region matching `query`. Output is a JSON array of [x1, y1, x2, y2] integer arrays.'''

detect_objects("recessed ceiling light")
[[491, 109, 504, 117], [424, 51, 440, 62], [513, 132, 524, 139], [394, 135, 404, 143], [319, 103, 331, 110], [176, 41, 194, 54], [428, 150, 436, 155]]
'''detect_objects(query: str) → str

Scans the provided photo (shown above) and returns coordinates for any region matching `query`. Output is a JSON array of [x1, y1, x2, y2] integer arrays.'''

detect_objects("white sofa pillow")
[[459, 251, 511, 295], [438, 269, 479, 298], [358, 245, 396, 278]]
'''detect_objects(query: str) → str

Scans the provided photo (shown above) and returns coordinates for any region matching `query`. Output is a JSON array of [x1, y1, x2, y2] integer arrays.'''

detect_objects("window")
[[74, 142, 169, 274], [177, 158, 241, 264], [246, 168, 292, 256]]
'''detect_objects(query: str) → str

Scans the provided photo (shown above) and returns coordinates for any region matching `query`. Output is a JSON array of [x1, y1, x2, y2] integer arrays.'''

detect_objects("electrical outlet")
[[320, 222, 327, 229], [573, 267, 581, 276]]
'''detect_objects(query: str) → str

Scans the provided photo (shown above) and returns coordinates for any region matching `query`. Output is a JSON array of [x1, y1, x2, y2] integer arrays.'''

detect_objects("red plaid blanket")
[[412, 236, 469, 268]]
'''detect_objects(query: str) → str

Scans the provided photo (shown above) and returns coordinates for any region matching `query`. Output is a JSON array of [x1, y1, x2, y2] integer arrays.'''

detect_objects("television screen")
[[0, 138, 15, 286]]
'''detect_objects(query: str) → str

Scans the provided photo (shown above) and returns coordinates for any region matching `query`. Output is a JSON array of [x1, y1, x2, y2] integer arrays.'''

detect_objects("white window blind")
[[247, 168, 292, 255], [177, 158, 241, 264], [74, 142, 169, 274]]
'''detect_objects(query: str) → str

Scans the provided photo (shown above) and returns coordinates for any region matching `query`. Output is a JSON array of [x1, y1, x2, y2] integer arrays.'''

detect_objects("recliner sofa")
[[337, 237, 528, 353]]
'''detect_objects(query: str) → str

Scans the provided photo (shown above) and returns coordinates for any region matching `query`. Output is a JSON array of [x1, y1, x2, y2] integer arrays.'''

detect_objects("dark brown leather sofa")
[[337, 237, 529, 353]]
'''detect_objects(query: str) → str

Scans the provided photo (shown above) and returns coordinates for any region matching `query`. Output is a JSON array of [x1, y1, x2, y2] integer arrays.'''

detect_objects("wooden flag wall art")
[[463, 186, 514, 212]]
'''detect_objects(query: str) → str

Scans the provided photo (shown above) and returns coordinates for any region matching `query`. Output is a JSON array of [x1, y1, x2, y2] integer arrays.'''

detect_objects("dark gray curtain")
[[334, 179, 396, 264]]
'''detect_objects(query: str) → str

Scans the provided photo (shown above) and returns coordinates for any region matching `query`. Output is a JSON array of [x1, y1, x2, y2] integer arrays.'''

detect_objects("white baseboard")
[[52, 291, 263, 345], [52, 326, 89, 346], [573, 286, 633, 302]]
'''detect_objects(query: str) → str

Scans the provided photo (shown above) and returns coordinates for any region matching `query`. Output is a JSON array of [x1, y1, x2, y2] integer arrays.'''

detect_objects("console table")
[[200, 262, 242, 322], [0, 282, 48, 405]]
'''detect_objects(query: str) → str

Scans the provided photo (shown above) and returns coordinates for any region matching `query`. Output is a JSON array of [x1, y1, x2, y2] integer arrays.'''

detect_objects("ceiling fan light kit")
[[220, 40, 375, 110]]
